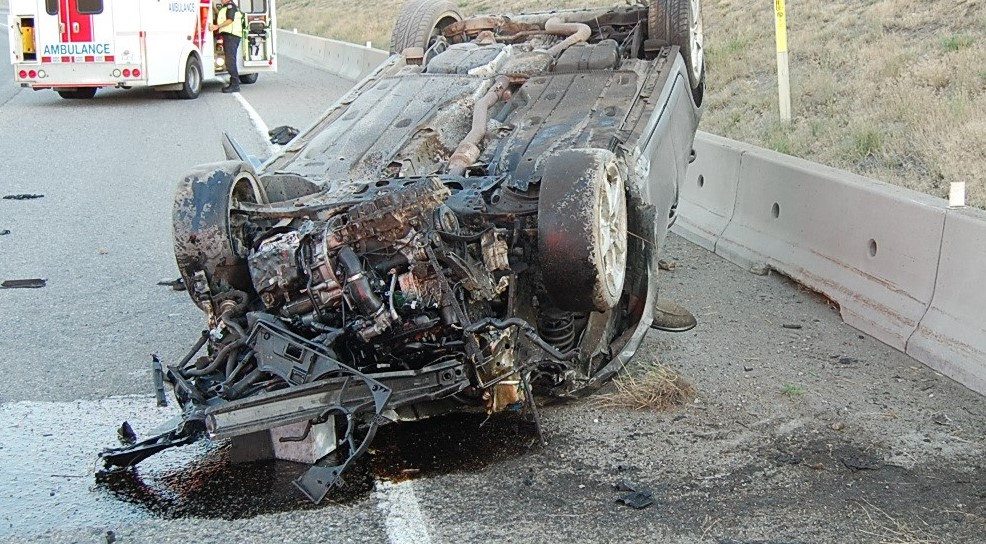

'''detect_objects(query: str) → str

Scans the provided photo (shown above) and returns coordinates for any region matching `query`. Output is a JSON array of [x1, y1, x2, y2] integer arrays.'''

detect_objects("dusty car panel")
[[100, 0, 705, 503]]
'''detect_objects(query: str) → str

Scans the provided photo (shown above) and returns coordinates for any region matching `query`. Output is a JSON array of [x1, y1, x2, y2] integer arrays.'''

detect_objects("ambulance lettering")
[[43, 43, 113, 55], [169, 2, 196, 12]]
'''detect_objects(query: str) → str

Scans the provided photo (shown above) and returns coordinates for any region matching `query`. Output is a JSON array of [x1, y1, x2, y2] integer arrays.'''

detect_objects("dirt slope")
[[277, 0, 986, 208]]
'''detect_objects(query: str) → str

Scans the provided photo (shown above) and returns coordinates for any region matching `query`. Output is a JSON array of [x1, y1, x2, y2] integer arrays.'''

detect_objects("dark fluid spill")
[[94, 411, 539, 519]]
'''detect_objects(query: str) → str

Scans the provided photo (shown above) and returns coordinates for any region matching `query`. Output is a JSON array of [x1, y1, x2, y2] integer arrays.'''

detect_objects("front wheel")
[[538, 149, 628, 313], [173, 161, 268, 304], [175, 55, 203, 99], [239, 73, 259, 85], [57, 88, 97, 99]]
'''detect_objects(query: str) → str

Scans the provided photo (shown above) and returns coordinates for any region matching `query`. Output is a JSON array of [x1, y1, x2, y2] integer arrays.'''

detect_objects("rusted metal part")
[[442, 16, 541, 42], [448, 75, 511, 176], [544, 16, 592, 57]]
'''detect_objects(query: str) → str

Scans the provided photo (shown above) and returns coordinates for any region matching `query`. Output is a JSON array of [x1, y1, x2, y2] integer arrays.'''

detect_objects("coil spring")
[[538, 308, 576, 353]]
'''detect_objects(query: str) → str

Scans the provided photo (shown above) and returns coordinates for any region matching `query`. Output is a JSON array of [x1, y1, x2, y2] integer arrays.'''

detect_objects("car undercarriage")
[[100, 0, 704, 503]]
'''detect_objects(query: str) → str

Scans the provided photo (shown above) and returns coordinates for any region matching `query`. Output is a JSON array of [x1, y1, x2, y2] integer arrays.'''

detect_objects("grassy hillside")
[[277, 0, 986, 208]]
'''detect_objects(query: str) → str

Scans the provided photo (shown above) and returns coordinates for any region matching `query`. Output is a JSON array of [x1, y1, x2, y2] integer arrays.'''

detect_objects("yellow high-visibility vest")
[[217, 6, 243, 37]]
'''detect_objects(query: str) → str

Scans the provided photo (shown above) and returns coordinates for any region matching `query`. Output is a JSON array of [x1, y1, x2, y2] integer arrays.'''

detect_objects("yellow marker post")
[[774, 0, 792, 123]]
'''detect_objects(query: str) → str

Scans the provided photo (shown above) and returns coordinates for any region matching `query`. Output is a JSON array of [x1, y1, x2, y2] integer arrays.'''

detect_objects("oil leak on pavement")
[[0, 397, 536, 537]]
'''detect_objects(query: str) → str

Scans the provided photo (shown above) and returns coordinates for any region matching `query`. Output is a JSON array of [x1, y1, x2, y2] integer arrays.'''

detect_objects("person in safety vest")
[[210, 0, 243, 93]]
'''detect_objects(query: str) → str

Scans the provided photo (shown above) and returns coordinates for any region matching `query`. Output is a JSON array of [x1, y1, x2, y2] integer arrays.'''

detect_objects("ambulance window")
[[243, 0, 266, 13], [45, 0, 57, 15], [77, 0, 103, 15]]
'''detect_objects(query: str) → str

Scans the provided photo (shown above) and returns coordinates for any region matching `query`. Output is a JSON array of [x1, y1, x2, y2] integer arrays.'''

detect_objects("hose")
[[544, 17, 592, 57]]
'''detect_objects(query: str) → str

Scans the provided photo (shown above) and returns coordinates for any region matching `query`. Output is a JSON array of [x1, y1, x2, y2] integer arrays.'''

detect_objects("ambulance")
[[7, 0, 277, 99]]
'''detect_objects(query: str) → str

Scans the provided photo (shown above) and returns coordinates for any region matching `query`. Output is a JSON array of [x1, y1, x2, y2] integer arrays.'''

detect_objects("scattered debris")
[[838, 356, 858, 365], [931, 413, 953, 426], [658, 258, 677, 271], [774, 452, 802, 466], [0, 229, 10, 235], [782, 323, 803, 330], [156, 278, 187, 291], [1, 278, 47, 289], [105, 530, 116, 544], [269, 125, 299, 145], [831, 422, 846, 431], [614, 481, 654, 509], [3, 193, 44, 200], [743, 365, 754, 372], [841, 454, 882, 471]]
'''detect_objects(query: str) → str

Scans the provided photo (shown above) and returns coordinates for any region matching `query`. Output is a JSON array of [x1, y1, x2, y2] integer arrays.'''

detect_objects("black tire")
[[538, 149, 628, 313], [239, 73, 259, 85], [57, 88, 97, 99], [173, 161, 267, 304], [649, 0, 705, 104], [390, 0, 463, 55], [176, 55, 203, 99]]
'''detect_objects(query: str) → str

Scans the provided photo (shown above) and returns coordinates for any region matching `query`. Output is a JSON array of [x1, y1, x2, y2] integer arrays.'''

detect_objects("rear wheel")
[[57, 88, 97, 99], [239, 73, 259, 85], [538, 149, 628, 313], [390, 0, 463, 58], [649, 0, 704, 104], [175, 55, 203, 100]]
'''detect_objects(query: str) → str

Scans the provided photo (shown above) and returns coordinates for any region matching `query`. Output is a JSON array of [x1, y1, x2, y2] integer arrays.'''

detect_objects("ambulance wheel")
[[239, 73, 259, 85], [175, 55, 203, 100], [57, 88, 97, 99]]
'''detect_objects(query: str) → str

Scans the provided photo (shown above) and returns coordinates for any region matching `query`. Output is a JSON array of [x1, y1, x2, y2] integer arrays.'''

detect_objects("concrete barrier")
[[273, 35, 986, 397], [674, 133, 745, 252], [716, 147, 946, 351], [675, 134, 986, 395], [907, 207, 986, 394], [276, 30, 389, 81]]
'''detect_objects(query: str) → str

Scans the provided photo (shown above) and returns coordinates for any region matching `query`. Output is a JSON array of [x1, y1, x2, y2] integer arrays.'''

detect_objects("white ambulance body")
[[7, 0, 277, 99]]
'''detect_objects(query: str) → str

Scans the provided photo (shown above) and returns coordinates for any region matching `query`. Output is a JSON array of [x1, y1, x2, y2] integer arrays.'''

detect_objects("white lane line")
[[374, 480, 433, 544], [233, 92, 278, 156]]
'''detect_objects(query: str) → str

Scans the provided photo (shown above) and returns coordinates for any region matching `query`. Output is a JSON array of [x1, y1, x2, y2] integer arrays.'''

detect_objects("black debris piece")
[[117, 422, 137, 446], [0, 229, 10, 236], [105, 530, 117, 544], [157, 278, 187, 291], [618, 490, 654, 509], [775, 452, 802, 466], [3, 194, 44, 200], [614, 480, 654, 509], [1, 278, 47, 289], [838, 356, 858, 365], [782, 323, 803, 330], [269, 125, 300, 145], [841, 455, 882, 471]]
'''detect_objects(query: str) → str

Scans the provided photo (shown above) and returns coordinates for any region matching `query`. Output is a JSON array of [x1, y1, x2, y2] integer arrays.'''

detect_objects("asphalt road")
[[1, 24, 984, 544]]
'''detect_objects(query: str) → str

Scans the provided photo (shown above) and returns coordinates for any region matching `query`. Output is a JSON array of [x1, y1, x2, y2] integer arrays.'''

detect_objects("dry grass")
[[278, 0, 986, 208], [595, 364, 696, 411], [856, 499, 940, 544]]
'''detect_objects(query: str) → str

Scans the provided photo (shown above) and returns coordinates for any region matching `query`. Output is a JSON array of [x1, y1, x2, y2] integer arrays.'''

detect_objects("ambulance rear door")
[[239, 0, 276, 74]]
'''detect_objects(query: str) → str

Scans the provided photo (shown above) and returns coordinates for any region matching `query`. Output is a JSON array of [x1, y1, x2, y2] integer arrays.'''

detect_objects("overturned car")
[[101, 0, 705, 502]]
